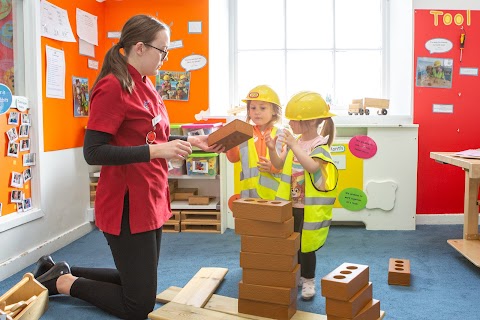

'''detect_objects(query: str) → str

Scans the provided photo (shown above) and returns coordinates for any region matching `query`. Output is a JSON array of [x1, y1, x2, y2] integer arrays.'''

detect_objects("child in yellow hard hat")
[[226, 84, 284, 200], [266, 91, 339, 300]]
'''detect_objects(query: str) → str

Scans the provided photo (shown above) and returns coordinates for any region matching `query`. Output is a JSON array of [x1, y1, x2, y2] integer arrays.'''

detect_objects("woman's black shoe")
[[32, 255, 55, 278], [36, 261, 71, 295]]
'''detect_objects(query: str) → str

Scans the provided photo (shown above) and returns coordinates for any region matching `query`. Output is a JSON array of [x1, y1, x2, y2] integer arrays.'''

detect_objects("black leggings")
[[70, 194, 162, 320], [293, 207, 317, 279]]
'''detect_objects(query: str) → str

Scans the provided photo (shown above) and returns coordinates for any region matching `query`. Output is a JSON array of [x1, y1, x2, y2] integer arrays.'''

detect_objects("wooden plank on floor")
[[149, 302, 252, 320], [156, 286, 386, 320], [170, 267, 228, 308]]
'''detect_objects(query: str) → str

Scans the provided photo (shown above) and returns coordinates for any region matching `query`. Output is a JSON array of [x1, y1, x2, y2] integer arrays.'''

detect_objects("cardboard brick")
[[232, 198, 292, 222], [234, 217, 294, 238], [238, 281, 296, 306], [207, 119, 253, 151], [240, 251, 298, 272], [238, 298, 297, 320], [242, 264, 300, 288], [241, 233, 300, 255], [388, 258, 411, 286], [173, 188, 198, 200], [326, 282, 373, 318], [327, 299, 380, 320], [321, 263, 369, 301]]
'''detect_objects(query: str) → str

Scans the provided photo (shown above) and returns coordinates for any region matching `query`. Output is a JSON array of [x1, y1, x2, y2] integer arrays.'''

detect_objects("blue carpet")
[[1, 225, 479, 319]]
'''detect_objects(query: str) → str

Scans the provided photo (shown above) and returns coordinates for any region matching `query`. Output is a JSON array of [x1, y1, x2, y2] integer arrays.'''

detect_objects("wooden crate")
[[181, 210, 220, 222], [163, 222, 181, 233], [181, 221, 221, 233], [90, 182, 97, 207], [0, 273, 48, 320]]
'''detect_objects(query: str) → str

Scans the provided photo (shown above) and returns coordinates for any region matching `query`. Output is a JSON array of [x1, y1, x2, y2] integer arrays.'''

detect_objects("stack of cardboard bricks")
[[321, 263, 381, 320], [232, 198, 300, 320]]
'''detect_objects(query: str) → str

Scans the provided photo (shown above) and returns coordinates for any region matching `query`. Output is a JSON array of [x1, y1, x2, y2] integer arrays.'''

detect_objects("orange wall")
[[103, 0, 210, 124], [41, 0, 210, 152], [41, 0, 105, 152]]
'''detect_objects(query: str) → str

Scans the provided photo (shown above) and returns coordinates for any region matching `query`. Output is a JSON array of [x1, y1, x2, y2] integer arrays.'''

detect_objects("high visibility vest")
[[239, 127, 283, 200], [277, 144, 338, 252]]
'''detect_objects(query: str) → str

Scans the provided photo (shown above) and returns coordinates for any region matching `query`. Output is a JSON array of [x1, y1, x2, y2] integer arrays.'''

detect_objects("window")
[[233, 0, 387, 116]]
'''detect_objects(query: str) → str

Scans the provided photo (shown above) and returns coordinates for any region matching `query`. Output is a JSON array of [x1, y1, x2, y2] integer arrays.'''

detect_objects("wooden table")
[[430, 152, 480, 266]]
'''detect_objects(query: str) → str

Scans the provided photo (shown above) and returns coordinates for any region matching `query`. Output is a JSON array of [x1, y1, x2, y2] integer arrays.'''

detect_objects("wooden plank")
[[149, 302, 252, 320], [155, 287, 386, 320], [170, 268, 228, 308]]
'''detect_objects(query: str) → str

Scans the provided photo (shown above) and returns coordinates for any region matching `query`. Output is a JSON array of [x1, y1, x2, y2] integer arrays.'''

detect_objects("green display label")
[[338, 188, 367, 211]]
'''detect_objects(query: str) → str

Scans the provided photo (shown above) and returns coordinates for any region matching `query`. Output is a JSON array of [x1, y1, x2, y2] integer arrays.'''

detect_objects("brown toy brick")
[[238, 281, 296, 305], [173, 188, 198, 200], [232, 198, 292, 222], [326, 282, 372, 318], [234, 217, 294, 238], [207, 119, 253, 151], [327, 299, 380, 320], [240, 251, 298, 272], [388, 258, 411, 286], [243, 264, 300, 288], [321, 263, 369, 301], [238, 298, 297, 320], [241, 233, 300, 255]]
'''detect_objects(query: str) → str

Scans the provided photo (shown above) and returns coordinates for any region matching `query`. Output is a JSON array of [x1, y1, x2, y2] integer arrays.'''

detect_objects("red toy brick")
[[321, 263, 369, 301], [241, 233, 300, 255], [388, 258, 411, 286], [232, 198, 292, 222]]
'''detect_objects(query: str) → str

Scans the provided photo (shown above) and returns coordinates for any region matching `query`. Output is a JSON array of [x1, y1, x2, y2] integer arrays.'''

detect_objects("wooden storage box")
[[207, 119, 253, 151], [0, 273, 48, 320]]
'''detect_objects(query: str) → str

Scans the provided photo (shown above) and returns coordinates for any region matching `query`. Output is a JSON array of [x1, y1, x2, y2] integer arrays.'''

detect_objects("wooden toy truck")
[[348, 98, 390, 115]]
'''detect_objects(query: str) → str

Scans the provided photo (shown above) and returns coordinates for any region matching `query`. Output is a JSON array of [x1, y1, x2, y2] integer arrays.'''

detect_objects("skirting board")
[[0, 222, 94, 281], [416, 214, 480, 225]]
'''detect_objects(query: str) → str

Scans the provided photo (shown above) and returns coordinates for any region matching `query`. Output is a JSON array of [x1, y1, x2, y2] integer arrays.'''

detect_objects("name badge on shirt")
[[152, 114, 162, 127]]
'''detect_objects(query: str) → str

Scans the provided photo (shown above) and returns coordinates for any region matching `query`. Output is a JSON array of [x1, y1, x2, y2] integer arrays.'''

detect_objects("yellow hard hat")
[[180, 75, 187, 80], [163, 75, 171, 81], [433, 60, 442, 67], [242, 85, 281, 107], [285, 91, 336, 120]]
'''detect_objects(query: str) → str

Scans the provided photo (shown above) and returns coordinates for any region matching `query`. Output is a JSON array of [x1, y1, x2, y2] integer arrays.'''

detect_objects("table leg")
[[463, 174, 480, 240]]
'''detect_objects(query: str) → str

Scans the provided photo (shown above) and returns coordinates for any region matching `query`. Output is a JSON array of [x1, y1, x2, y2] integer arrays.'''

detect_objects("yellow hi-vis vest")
[[239, 127, 283, 200], [276, 144, 339, 252]]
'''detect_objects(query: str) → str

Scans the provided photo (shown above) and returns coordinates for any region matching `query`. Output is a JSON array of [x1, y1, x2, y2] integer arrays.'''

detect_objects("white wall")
[[0, 1, 95, 281], [414, 0, 480, 9]]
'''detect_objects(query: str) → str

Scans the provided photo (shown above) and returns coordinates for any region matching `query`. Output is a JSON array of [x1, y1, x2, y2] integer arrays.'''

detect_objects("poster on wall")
[[72, 76, 89, 117], [416, 57, 453, 88], [156, 70, 190, 101]]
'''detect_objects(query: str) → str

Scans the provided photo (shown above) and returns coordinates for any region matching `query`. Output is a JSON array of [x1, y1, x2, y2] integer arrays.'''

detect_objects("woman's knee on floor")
[[124, 296, 156, 320]]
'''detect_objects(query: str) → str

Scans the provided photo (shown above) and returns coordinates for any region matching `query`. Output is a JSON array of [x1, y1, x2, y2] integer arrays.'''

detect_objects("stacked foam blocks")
[[321, 263, 381, 320], [232, 198, 300, 320]]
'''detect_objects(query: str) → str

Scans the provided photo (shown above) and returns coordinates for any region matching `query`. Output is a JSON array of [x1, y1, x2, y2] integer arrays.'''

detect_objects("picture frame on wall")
[[155, 70, 191, 101], [416, 57, 453, 89], [72, 76, 90, 117]]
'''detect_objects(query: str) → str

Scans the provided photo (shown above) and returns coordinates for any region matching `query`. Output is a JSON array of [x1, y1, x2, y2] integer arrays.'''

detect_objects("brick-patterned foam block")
[[232, 198, 292, 222], [321, 263, 369, 301]]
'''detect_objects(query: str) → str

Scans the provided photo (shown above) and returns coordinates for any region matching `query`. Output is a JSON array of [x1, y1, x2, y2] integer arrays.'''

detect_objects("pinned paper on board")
[[156, 70, 190, 101], [181, 54, 207, 72], [349, 135, 377, 159], [338, 188, 367, 211]]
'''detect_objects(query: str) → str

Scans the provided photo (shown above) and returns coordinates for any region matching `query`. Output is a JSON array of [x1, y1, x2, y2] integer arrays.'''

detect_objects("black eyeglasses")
[[143, 43, 169, 61]]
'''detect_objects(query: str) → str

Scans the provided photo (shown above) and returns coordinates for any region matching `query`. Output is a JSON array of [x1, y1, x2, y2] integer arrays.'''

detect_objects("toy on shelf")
[[348, 98, 390, 115]]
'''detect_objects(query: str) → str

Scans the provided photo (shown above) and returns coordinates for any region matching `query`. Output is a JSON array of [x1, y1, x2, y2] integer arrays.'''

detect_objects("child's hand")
[[258, 156, 273, 173], [265, 134, 277, 150], [280, 129, 297, 148]]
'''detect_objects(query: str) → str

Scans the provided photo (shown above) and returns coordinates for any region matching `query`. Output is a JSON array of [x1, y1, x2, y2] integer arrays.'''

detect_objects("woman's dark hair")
[[91, 15, 170, 94]]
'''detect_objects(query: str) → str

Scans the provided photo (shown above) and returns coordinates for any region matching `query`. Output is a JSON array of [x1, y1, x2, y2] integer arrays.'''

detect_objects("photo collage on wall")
[[3, 95, 35, 214]]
